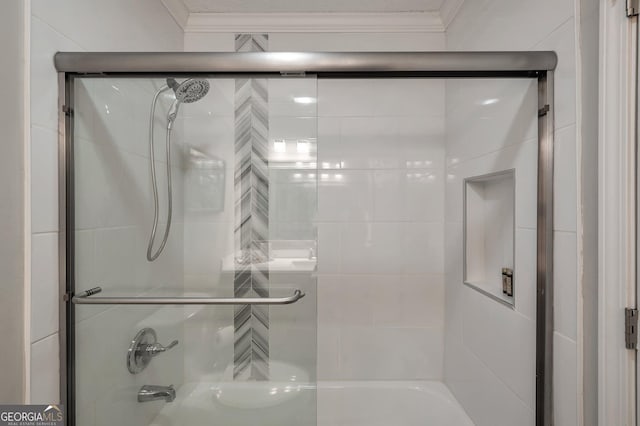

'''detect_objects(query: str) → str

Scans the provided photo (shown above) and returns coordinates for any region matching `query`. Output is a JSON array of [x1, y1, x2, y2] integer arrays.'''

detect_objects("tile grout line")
[[31, 331, 58, 346]]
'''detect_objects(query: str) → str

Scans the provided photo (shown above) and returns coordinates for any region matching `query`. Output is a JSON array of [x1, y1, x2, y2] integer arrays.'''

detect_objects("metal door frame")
[[56, 50, 557, 426]]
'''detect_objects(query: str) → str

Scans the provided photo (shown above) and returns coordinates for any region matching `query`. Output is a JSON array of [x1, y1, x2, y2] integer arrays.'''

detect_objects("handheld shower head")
[[146, 78, 210, 262], [165, 78, 210, 129], [166, 78, 210, 103]]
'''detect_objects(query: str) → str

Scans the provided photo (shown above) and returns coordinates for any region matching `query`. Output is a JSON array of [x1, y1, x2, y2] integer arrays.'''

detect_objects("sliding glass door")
[[69, 75, 318, 426]]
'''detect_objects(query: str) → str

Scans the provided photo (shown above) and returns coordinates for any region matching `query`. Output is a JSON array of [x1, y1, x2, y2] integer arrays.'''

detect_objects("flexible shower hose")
[[146, 86, 173, 261]]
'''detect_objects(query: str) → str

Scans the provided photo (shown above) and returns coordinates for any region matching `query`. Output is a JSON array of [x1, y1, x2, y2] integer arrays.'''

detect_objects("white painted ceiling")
[[181, 0, 447, 13]]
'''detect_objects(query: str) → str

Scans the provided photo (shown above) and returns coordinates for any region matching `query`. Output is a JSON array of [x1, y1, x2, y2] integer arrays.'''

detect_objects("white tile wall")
[[554, 232, 578, 341], [270, 272, 318, 381], [74, 304, 184, 426], [462, 290, 535, 407], [444, 336, 535, 426], [31, 0, 183, 52], [184, 32, 445, 53], [316, 76, 446, 380], [31, 233, 59, 342], [443, 87, 545, 426], [554, 125, 578, 232], [373, 170, 445, 223], [553, 332, 578, 426], [444, 1, 582, 424], [339, 326, 444, 380], [183, 34, 448, 383], [31, 333, 60, 404], [317, 170, 374, 222], [183, 33, 235, 52], [338, 116, 445, 169], [31, 126, 59, 233], [317, 273, 445, 381], [269, 32, 446, 52], [318, 274, 444, 328], [178, 78, 235, 381], [534, 19, 578, 131], [30, 17, 83, 131], [514, 228, 537, 320], [444, 79, 538, 164], [446, 0, 573, 51]]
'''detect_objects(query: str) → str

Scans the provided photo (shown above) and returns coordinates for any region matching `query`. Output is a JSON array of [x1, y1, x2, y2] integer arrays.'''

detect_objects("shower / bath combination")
[[147, 78, 210, 261]]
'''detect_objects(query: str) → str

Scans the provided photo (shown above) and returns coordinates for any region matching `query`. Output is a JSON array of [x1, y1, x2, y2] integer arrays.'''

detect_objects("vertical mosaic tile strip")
[[233, 33, 270, 380]]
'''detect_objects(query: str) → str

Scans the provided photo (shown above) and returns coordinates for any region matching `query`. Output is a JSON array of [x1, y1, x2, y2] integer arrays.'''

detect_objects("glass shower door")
[[70, 75, 318, 426]]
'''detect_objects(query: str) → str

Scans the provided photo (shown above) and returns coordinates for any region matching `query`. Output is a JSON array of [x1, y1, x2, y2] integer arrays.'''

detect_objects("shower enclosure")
[[56, 52, 556, 426]]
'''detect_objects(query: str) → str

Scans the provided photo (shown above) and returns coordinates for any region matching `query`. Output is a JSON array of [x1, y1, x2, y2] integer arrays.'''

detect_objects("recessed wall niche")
[[463, 169, 515, 307]]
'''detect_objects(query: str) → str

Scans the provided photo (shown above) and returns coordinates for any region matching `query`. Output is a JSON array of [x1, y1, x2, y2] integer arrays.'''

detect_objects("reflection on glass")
[[72, 76, 318, 426], [185, 147, 225, 213]]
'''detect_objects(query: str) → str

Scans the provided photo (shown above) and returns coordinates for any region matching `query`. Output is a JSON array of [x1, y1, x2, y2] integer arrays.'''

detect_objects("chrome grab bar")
[[72, 287, 305, 305]]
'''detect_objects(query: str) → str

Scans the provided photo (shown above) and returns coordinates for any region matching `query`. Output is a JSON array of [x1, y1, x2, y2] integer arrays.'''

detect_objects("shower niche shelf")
[[463, 169, 515, 307]]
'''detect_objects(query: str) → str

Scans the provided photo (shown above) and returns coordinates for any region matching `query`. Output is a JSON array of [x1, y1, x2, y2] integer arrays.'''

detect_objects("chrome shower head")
[[166, 78, 210, 103], [165, 78, 210, 128]]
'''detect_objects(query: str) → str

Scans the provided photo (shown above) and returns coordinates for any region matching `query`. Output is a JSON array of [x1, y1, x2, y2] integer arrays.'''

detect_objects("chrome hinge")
[[628, 0, 639, 17], [625, 308, 638, 349]]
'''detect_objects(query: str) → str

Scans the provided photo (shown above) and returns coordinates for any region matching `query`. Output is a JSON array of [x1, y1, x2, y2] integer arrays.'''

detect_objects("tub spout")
[[138, 385, 176, 403]]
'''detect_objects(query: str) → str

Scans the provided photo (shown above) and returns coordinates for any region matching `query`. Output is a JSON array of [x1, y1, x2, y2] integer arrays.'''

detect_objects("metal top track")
[[54, 51, 557, 77]]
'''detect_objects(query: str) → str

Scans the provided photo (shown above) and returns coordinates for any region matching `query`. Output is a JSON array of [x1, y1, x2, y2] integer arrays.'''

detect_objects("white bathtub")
[[149, 377, 474, 426], [318, 381, 474, 426]]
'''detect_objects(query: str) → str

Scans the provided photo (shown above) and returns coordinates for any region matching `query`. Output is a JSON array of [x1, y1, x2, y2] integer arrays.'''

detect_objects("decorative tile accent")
[[235, 33, 269, 52], [233, 33, 270, 381]]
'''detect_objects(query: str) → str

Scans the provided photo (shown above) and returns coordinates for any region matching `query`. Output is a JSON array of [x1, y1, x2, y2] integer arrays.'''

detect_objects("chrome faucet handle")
[[145, 340, 179, 357], [128, 328, 179, 374]]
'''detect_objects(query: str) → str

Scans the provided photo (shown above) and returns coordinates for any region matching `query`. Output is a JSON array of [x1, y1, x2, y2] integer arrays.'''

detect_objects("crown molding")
[[183, 11, 445, 33], [160, 0, 190, 29], [439, 0, 464, 28]]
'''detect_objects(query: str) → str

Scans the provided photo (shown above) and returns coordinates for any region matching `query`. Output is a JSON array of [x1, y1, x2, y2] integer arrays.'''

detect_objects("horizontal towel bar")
[[71, 287, 305, 305]]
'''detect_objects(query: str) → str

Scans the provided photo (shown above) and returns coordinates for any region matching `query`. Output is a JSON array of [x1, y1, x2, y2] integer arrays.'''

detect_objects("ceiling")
[[181, 0, 447, 13]]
